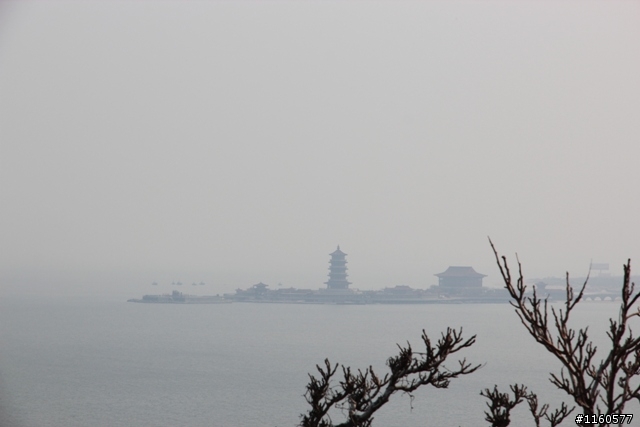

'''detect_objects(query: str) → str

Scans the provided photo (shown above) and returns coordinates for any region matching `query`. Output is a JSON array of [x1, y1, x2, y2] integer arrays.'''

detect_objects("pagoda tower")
[[325, 246, 351, 289]]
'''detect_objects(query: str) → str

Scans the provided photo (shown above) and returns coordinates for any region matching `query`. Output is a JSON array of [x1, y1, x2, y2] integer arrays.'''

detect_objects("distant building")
[[435, 266, 486, 289], [325, 246, 351, 289], [233, 282, 270, 301]]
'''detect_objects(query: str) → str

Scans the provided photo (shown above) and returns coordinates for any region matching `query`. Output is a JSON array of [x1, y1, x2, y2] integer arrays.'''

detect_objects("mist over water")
[[2, 2, 640, 426], [2, 2, 640, 298], [1, 296, 635, 427]]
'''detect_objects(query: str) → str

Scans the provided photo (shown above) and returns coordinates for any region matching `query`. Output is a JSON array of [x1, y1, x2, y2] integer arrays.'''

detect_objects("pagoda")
[[325, 246, 351, 289]]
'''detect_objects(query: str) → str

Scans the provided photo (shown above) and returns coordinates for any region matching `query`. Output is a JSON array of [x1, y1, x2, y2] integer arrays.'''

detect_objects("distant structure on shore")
[[129, 246, 510, 304], [325, 246, 351, 289], [435, 266, 487, 294], [128, 290, 230, 304]]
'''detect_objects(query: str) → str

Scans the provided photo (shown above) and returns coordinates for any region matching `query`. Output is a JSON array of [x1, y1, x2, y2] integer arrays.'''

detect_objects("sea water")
[[1, 295, 637, 427]]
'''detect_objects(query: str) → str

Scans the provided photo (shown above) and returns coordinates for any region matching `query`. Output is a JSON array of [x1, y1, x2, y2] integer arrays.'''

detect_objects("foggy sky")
[[1, 1, 639, 297]]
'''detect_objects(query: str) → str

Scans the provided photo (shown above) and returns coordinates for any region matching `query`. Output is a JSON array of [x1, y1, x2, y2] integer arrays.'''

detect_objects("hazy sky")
[[1, 1, 639, 297]]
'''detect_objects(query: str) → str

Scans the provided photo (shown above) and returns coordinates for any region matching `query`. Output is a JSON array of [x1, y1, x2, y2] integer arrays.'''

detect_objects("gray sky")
[[1, 1, 639, 297]]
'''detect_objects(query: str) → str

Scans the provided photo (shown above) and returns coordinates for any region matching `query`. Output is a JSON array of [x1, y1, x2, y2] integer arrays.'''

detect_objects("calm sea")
[[1, 295, 637, 427]]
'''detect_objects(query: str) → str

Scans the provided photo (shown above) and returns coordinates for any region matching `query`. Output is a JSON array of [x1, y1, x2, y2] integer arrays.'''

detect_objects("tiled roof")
[[435, 266, 486, 278], [330, 245, 347, 256]]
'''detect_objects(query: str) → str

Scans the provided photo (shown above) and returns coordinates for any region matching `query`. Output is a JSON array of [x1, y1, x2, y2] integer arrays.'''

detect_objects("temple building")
[[435, 266, 486, 289], [325, 246, 351, 289]]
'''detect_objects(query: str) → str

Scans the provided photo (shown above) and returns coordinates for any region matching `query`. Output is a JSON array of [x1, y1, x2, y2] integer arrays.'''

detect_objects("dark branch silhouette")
[[481, 384, 573, 427], [299, 241, 639, 426], [299, 328, 480, 427], [490, 238, 640, 426]]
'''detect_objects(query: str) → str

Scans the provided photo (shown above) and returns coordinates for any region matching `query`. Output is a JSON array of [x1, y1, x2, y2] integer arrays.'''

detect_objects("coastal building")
[[234, 282, 269, 300], [325, 246, 351, 289], [435, 266, 486, 290], [131, 251, 512, 304]]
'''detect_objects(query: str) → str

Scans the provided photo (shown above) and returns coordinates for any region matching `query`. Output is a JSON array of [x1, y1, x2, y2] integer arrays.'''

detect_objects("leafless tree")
[[299, 242, 639, 426], [481, 384, 529, 427], [481, 384, 573, 427], [299, 328, 481, 427], [490, 239, 640, 426]]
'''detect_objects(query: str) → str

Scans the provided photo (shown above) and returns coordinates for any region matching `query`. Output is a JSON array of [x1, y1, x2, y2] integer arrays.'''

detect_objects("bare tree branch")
[[490, 238, 640, 426], [299, 328, 481, 427]]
